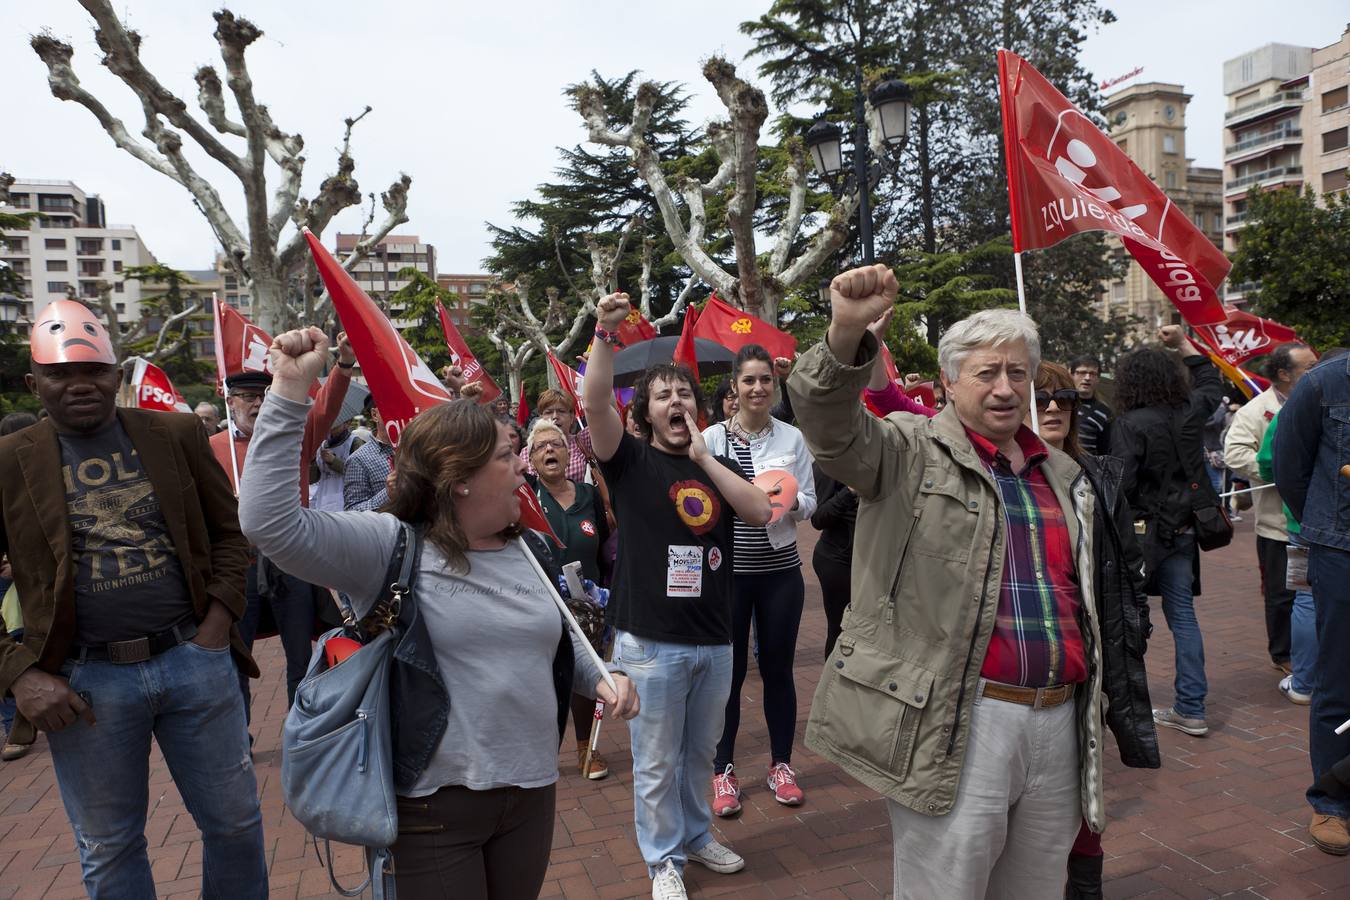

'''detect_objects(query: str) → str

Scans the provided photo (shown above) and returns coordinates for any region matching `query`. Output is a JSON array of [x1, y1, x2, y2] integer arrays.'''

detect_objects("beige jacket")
[[1223, 388, 1287, 541], [786, 334, 1106, 831]]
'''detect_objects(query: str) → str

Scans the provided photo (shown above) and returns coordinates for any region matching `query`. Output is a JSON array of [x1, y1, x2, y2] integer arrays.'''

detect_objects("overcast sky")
[[2, 1, 1346, 273]]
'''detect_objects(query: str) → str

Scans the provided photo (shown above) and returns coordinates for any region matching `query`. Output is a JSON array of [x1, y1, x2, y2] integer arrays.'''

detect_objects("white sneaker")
[[651, 860, 687, 899], [686, 839, 745, 874], [1279, 675, 1312, 705]]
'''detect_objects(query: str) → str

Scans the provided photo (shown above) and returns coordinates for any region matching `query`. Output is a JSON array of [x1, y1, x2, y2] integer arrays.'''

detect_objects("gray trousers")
[[888, 683, 1082, 899]]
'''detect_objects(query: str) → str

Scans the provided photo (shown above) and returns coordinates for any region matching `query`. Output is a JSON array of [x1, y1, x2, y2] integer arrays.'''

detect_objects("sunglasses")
[[1034, 389, 1079, 411]]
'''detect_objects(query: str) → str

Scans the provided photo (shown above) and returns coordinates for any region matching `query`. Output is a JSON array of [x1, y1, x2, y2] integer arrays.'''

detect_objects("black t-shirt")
[[599, 433, 738, 644], [59, 420, 193, 645]]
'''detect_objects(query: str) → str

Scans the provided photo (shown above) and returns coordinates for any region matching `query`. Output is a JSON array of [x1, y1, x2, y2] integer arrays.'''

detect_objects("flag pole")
[[517, 537, 618, 695], [998, 50, 1038, 435], [213, 294, 242, 494], [1012, 251, 1040, 434]]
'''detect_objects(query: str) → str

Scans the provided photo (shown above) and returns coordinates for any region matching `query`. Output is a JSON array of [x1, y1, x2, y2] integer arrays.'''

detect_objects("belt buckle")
[[1033, 686, 1047, 710], [108, 636, 151, 664]]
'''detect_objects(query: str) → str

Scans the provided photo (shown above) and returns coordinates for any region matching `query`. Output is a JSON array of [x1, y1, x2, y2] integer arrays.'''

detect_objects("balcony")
[[1225, 165, 1303, 194], [1225, 211, 1249, 230], [1225, 128, 1302, 159], [76, 240, 104, 256], [1225, 91, 1305, 127]]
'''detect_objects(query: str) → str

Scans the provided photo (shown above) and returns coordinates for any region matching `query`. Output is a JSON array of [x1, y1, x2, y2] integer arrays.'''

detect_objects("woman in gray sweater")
[[238, 328, 638, 899]]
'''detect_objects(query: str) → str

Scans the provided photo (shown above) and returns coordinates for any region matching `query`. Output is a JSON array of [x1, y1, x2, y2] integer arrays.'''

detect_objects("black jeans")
[[393, 784, 555, 899], [715, 567, 805, 769], [811, 547, 852, 660], [235, 558, 317, 724], [1256, 536, 1294, 664]]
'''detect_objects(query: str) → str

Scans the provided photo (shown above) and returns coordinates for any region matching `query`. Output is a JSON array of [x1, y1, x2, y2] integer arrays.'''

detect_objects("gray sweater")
[[238, 392, 603, 796]]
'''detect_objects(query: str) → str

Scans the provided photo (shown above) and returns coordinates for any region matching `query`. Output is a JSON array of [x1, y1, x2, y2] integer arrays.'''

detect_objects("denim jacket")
[[1273, 353, 1350, 552]]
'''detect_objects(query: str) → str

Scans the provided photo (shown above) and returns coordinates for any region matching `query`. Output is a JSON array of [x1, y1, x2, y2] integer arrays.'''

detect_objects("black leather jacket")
[[383, 528, 575, 795], [1082, 454, 1160, 769]]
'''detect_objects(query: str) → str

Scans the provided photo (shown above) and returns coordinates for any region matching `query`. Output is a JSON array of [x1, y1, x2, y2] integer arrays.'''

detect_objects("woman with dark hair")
[[239, 328, 638, 900], [1111, 326, 1224, 741], [709, 378, 737, 425], [1029, 362, 1160, 899], [701, 343, 817, 814]]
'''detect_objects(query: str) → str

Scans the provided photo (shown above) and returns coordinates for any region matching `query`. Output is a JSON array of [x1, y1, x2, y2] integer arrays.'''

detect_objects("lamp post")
[[804, 76, 912, 265]]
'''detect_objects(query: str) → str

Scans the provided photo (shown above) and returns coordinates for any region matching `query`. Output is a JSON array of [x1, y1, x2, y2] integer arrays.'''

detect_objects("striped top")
[[728, 439, 801, 574]]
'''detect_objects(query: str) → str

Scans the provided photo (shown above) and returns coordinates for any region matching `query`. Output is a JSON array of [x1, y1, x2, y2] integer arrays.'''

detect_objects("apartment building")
[[436, 272, 493, 335], [1222, 26, 1350, 303], [333, 233, 436, 328], [1099, 83, 1225, 329], [0, 179, 158, 336]]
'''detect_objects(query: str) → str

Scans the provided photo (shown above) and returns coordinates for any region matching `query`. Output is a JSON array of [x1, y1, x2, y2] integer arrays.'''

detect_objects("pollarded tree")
[[30, 1, 410, 334]]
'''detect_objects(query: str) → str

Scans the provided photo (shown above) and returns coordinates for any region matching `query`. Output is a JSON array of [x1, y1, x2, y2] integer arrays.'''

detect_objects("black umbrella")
[[610, 336, 735, 388]]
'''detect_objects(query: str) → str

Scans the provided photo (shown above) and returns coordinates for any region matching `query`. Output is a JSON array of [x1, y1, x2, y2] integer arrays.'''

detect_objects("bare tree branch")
[[151, 301, 203, 355]]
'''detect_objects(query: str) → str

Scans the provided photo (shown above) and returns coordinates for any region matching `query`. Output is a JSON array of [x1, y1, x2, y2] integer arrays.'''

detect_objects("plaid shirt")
[[342, 438, 395, 511], [520, 427, 593, 482], [968, 426, 1088, 688]]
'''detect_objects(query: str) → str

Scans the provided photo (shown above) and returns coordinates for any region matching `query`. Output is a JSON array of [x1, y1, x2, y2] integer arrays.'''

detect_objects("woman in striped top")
[[701, 344, 817, 814]]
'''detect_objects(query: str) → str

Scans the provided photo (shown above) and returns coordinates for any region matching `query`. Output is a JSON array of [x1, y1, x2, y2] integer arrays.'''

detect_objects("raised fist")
[[773, 357, 793, 378], [596, 292, 632, 332], [830, 264, 898, 335], [269, 327, 330, 384], [458, 381, 485, 401], [440, 364, 466, 393], [1156, 324, 1186, 349]]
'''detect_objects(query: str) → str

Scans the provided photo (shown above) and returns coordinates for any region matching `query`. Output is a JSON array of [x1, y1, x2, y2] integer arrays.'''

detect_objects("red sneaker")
[[767, 762, 804, 806], [711, 764, 741, 817]]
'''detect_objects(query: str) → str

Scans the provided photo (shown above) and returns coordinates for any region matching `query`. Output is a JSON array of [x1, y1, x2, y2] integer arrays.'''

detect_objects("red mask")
[[31, 300, 116, 365]]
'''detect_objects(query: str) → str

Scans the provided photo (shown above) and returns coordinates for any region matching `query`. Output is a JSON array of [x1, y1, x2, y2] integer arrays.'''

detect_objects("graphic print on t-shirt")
[[669, 479, 721, 535]]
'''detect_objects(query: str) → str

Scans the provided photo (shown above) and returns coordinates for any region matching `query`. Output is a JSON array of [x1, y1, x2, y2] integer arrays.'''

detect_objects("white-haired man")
[[786, 265, 1105, 899]]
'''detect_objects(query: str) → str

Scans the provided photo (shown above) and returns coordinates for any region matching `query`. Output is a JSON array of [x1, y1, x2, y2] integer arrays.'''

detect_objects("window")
[[112, 260, 122, 272], [1325, 169, 1348, 194], [8, 193, 30, 209], [110, 239, 121, 250], [1214, 212, 1223, 231], [80, 282, 99, 299], [1324, 86, 1349, 113], [1109, 281, 1126, 303], [1325, 127, 1348, 154], [77, 239, 103, 255], [115, 303, 126, 313], [46, 259, 68, 272], [1163, 133, 1176, 154], [45, 238, 67, 250], [47, 281, 69, 293], [1116, 139, 1127, 154], [1165, 170, 1177, 189], [469, 282, 487, 294], [4, 237, 27, 252], [113, 282, 124, 293]]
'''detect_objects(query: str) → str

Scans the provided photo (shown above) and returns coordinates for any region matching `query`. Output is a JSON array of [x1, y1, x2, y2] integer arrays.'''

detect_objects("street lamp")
[[869, 78, 913, 146], [805, 119, 845, 178]]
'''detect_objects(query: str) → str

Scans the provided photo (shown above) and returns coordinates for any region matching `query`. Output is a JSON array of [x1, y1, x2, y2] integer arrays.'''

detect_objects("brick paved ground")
[[2, 518, 1348, 898]]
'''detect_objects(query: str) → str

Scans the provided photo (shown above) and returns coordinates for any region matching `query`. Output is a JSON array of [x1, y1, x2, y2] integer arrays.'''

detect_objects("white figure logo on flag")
[[241, 326, 272, 373]]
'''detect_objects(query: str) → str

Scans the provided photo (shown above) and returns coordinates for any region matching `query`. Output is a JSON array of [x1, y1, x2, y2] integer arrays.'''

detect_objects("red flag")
[[212, 296, 274, 395], [515, 483, 564, 548], [516, 381, 530, 427], [904, 380, 937, 408], [692, 293, 798, 360], [878, 343, 901, 383], [673, 305, 701, 383], [1191, 306, 1301, 368], [546, 352, 585, 420], [435, 300, 502, 404], [997, 50, 1228, 327], [303, 229, 453, 447], [128, 357, 191, 412], [616, 307, 658, 347]]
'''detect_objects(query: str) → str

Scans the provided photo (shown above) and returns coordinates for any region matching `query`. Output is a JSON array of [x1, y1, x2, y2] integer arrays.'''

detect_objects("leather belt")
[[71, 619, 199, 664], [981, 680, 1076, 710]]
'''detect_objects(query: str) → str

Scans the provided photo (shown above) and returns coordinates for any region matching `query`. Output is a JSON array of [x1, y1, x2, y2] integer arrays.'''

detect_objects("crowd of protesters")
[[1, 271, 1348, 900]]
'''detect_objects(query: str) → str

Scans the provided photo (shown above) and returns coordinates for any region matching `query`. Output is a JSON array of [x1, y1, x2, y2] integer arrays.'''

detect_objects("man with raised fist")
[[787, 265, 1106, 900]]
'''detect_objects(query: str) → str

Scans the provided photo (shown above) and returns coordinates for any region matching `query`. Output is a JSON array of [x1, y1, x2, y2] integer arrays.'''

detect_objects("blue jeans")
[[1307, 544, 1350, 817], [1291, 588, 1318, 695], [613, 631, 732, 876], [236, 557, 316, 722], [1, 628, 21, 737], [47, 641, 268, 898], [1155, 533, 1207, 719]]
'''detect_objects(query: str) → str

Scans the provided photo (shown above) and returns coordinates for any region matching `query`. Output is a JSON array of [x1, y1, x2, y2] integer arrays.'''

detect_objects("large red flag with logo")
[[692, 293, 798, 360], [128, 357, 192, 412], [998, 50, 1228, 327], [1191, 307, 1301, 368], [212, 297, 275, 395], [435, 300, 502, 404], [616, 308, 658, 347], [303, 229, 453, 447]]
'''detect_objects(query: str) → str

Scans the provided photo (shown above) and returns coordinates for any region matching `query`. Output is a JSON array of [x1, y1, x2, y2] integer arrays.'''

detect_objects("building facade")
[[333, 233, 436, 327], [436, 272, 493, 335], [0, 179, 158, 336], [1099, 83, 1225, 329]]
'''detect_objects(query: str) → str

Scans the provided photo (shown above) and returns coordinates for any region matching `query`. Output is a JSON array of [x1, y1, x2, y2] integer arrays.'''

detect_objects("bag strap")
[[336, 521, 420, 640], [311, 837, 396, 899]]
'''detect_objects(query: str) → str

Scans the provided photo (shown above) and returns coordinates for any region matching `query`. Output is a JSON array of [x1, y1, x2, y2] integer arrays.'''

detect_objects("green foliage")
[[894, 237, 1019, 341], [1022, 233, 1137, 368], [1229, 187, 1350, 349], [385, 268, 457, 371], [121, 264, 213, 386]]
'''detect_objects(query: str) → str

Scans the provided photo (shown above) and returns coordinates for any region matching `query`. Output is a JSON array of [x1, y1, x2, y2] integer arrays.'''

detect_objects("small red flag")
[[516, 381, 530, 427], [129, 357, 191, 412], [303, 230, 453, 447], [904, 381, 937, 408], [692, 293, 797, 360], [212, 296, 275, 395], [515, 483, 564, 548], [1192, 306, 1301, 368], [436, 300, 502, 404], [997, 50, 1228, 327], [673, 305, 701, 383], [616, 307, 658, 347], [546, 352, 585, 420]]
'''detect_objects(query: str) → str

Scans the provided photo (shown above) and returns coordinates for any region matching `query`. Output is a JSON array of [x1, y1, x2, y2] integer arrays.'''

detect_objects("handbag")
[[1168, 413, 1233, 553], [281, 521, 419, 900]]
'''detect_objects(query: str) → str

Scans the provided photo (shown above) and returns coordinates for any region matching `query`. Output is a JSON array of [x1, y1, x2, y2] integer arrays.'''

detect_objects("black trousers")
[[811, 547, 852, 660], [1256, 536, 1294, 664], [392, 783, 555, 899]]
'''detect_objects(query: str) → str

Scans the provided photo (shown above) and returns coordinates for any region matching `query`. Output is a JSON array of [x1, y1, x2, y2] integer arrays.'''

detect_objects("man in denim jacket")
[[1273, 348, 1350, 855]]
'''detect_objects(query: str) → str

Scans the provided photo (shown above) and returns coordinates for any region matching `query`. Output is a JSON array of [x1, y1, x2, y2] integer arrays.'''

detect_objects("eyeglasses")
[[1035, 389, 1079, 411], [531, 439, 567, 452], [230, 389, 268, 405]]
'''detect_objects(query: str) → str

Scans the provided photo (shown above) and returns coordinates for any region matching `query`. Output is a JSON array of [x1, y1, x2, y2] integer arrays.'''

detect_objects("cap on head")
[[30, 300, 116, 365], [225, 371, 273, 392]]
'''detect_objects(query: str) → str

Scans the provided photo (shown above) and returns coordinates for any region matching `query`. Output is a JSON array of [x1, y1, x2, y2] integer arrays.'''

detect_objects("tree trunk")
[[250, 268, 288, 334]]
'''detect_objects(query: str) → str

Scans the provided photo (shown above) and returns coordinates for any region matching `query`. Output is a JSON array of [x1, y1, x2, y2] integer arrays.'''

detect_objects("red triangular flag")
[[997, 49, 1227, 326], [516, 483, 564, 548], [436, 300, 502, 404], [673, 305, 701, 383], [546, 352, 585, 421], [692, 293, 797, 360], [878, 342, 901, 384], [212, 296, 274, 396], [303, 230, 453, 447], [1191, 306, 1302, 368], [128, 357, 192, 412], [516, 381, 530, 427]]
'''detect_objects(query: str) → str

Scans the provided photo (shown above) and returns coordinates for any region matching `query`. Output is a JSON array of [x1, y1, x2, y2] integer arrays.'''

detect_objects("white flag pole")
[[517, 537, 618, 695], [1013, 251, 1040, 435], [213, 294, 243, 495]]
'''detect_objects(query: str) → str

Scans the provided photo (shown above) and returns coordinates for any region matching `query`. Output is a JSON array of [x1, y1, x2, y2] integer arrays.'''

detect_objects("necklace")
[[728, 415, 773, 444]]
